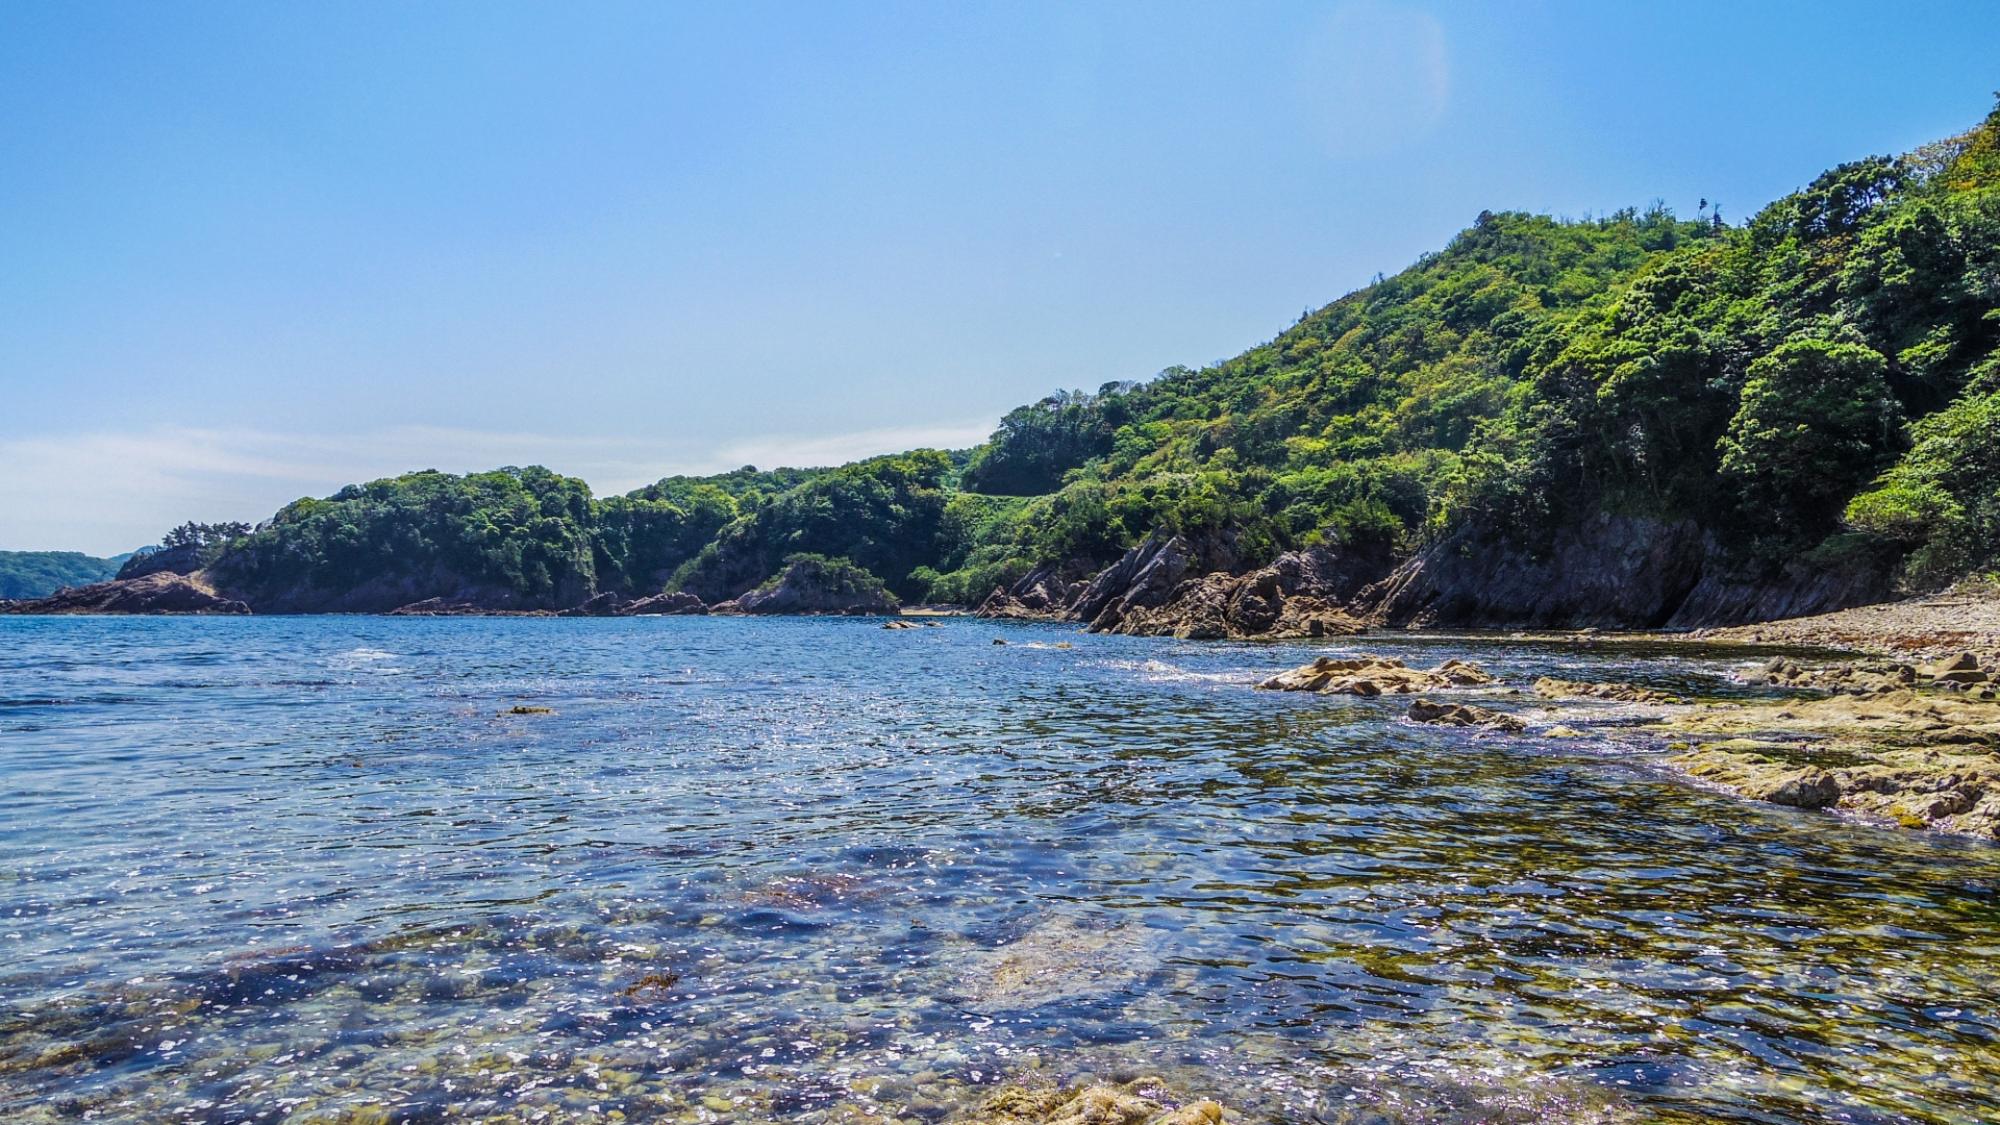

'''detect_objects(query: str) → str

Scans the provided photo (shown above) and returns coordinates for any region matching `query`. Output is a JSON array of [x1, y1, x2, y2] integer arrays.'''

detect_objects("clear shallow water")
[[2, 617, 1997, 1125]]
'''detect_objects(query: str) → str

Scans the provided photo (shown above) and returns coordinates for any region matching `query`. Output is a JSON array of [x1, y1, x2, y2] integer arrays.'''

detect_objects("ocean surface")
[[2, 616, 1997, 1124]]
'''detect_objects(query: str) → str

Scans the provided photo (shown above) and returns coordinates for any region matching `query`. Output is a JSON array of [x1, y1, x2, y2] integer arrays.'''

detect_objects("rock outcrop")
[[716, 556, 900, 616], [1744, 652, 1996, 699], [977, 563, 1091, 621], [1406, 698, 1526, 732], [622, 590, 708, 616], [1092, 543, 1378, 640], [1257, 655, 1493, 696], [1532, 677, 1683, 704], [0, 571, 249, 615], [1657, 690, 2000, 836], [1362, 515, 1896, 630], [978, 534, 1381, 640]]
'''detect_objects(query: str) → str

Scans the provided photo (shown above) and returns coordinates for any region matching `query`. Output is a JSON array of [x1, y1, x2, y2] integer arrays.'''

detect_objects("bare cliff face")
[[978, 518, 1898, 637], [978, 532, 1380, 640], [1364, 515, 1897, 630]]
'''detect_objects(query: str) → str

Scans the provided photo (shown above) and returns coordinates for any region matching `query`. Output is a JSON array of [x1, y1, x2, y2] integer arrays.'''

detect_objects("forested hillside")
[[74, 100, 2000, 618], [0, 551, 126, 600]]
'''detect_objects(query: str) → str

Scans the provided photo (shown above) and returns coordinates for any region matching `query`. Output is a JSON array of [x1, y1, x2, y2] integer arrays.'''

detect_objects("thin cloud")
[[0, 420, 998, 556]]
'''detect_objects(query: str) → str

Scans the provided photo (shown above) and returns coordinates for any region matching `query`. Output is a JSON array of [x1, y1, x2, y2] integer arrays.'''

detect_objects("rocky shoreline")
[[1248, 645, 2000, 843]]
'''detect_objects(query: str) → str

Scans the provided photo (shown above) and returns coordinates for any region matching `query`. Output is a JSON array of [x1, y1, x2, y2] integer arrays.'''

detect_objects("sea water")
[[2, 616, 1996, 1123]]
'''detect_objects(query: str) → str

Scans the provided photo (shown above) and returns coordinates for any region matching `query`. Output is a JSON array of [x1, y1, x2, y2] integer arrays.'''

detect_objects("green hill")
[[92, 99, 2000, 620], [0, 551, 127, 599]]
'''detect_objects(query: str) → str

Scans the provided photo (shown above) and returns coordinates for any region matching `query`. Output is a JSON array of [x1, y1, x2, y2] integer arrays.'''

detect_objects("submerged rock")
[[953, 914, 1158, 1013], [1407, 698, 1526, 732], [1257, 655, 1494, 696], [1532, 677, 1683, 704], [961, 1078, 1225, 1125]]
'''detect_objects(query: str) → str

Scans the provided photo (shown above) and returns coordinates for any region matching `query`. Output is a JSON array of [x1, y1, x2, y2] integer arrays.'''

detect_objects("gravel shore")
[[1693, 587, 2000, 660]]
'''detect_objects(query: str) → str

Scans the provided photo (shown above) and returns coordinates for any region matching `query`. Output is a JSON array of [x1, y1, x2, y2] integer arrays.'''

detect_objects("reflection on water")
[[1, 617, 1996, 1123]]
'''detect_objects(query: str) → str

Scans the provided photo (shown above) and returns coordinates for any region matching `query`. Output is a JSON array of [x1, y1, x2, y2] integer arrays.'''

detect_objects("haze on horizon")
[[3, 0, 1997, 556]]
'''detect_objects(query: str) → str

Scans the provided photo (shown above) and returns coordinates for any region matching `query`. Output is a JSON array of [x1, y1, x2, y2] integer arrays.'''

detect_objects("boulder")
[[1257, 655, 1493, 695], [1407, 698, 1526, 732]]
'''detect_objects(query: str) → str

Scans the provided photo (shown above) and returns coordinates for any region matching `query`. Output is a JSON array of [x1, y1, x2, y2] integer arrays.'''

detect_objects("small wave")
[[1103, 658, 1255, 685]]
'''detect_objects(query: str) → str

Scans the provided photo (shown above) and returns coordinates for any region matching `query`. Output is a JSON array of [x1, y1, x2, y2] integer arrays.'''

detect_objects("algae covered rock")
[[1533, 677, 1682, 704], [1660, 691, 2000, 833]]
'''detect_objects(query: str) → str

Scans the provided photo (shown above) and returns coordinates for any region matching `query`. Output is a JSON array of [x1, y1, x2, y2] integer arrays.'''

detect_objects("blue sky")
[[3, 1, 1997, 554]]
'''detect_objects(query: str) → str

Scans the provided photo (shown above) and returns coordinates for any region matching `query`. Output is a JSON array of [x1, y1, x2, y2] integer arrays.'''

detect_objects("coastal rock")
[[1074, 533, 1223, 631], [1362, 514, 1895, 630], [977, 564, 1088, 621], [558, 591, 629, 617], [1533, 677, 1683, 704], [1257, 655, 1493, 696], [1407, 698, 1525, 732], [1658, 691, 2000, 835], [0, 571, 249, 615], [720, 556, 900, 616], [1092, 546, 1375, 640], [985, 534, 1386, 640], [1741, 653, 1995, 697], [621, 590, 708, 616], [386, 597, 507, 615]]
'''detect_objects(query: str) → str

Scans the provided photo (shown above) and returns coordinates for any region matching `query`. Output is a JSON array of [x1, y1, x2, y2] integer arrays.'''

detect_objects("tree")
[[1718, 339, 1902, 543]]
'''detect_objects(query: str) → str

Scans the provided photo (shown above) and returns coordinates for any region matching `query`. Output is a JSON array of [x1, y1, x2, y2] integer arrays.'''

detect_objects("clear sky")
[[3, 1, 1997, 554]]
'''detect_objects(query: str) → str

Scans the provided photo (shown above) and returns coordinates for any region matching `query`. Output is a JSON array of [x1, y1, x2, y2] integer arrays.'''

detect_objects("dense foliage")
[[752, 553, 897, 603], [0, 551, 124, 600], [129, 100, 2000, 610]]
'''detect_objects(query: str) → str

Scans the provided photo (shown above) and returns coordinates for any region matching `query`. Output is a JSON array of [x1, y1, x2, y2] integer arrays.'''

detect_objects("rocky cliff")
[[979, 517, 1895, 637], [978, 532, 1376, 639], [1364, 515, 1897, 629]]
